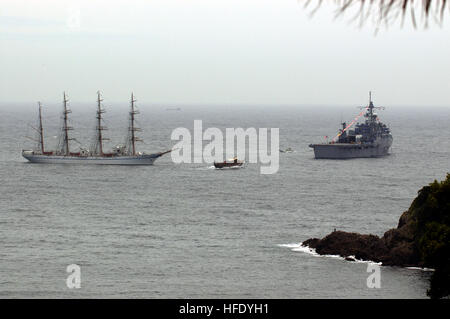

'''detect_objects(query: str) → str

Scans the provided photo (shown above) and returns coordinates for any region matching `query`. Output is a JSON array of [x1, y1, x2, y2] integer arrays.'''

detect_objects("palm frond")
[[305, 0, 449, 29]]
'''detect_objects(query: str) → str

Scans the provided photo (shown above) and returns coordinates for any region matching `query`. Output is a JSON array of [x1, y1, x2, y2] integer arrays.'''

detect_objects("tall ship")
[[309, 92, 393, 159], [22, 92, 170, 165]]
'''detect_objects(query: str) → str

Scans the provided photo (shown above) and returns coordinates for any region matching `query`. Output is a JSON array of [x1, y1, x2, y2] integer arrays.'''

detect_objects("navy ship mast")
[[366, 91, 378, 125]]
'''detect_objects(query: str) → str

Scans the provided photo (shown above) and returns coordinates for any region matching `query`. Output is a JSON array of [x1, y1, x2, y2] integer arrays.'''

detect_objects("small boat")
[[214, 157, 244, 169]]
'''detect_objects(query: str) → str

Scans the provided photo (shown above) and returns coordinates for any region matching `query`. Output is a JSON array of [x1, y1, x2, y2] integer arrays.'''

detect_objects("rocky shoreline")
[[301, 174, 450, 298], [303, 209, 420, 267]]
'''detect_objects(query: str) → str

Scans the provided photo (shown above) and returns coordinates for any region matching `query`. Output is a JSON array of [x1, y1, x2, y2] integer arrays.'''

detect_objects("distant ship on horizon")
[[22, 92, 170, 165], [309, 92, 393, 159]]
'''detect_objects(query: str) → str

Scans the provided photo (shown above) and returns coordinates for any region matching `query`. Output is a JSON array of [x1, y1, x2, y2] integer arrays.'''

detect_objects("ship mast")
[[96, 91, 108, 156], [38, 101, 45, 154], [368, 91, 374, 119], [62, 91, 73, 155], [366, 91, 380, 127], [128, 92, 142, 156]]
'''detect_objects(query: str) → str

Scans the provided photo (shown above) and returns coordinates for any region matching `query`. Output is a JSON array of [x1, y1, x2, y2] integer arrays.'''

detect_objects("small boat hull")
[[214, 161, 244, 169]]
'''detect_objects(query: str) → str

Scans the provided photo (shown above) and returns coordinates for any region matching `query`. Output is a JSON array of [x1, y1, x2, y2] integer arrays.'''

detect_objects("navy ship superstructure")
[[309, 93, 393, 159]]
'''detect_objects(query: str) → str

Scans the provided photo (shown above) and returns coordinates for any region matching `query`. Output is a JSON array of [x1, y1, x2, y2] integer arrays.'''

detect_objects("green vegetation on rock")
[[411, 174, 450, 299]]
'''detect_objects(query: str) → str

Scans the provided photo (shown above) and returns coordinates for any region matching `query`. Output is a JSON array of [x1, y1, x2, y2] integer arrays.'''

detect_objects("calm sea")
[[1, 103, 449, 298]]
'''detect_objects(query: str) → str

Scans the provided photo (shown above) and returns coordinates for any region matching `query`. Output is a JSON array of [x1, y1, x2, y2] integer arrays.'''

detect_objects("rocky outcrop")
[[303, 190, 428, 267], [303, 223, 419, 267], [302, 173, 450, 298], [304, 231, 390, 263]]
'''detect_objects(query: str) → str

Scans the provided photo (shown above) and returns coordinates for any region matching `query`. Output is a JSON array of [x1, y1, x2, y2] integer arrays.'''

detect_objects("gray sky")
[[1, 0, 449, 107]]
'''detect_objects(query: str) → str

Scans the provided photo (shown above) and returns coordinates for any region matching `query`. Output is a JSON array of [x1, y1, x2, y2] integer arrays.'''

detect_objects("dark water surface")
[[1, 103, 449, 298]]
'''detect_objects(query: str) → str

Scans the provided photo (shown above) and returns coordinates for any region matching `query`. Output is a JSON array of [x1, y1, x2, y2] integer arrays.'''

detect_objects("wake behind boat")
[[22, 92, 171, 165]]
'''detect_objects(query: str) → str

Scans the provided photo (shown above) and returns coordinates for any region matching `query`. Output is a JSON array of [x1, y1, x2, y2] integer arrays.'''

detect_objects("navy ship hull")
[[310, 137, 392, 159]]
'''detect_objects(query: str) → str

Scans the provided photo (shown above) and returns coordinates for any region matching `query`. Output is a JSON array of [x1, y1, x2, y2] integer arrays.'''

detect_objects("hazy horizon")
[[3, 101, 449, 112], [1, 0, 449, 107]]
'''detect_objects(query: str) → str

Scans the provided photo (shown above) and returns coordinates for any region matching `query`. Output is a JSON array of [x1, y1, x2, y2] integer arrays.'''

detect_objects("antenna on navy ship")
[[368, 91, 374, 118], [366, 91, 385, 122]]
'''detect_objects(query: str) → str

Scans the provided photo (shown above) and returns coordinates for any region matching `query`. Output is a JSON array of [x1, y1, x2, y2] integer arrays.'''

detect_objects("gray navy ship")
[[309, 92, 393, 159]]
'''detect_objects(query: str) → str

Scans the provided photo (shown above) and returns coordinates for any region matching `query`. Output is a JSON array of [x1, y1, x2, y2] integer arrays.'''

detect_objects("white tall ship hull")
[[23, 92, 169, 165], [22, 153, 161, 165]]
